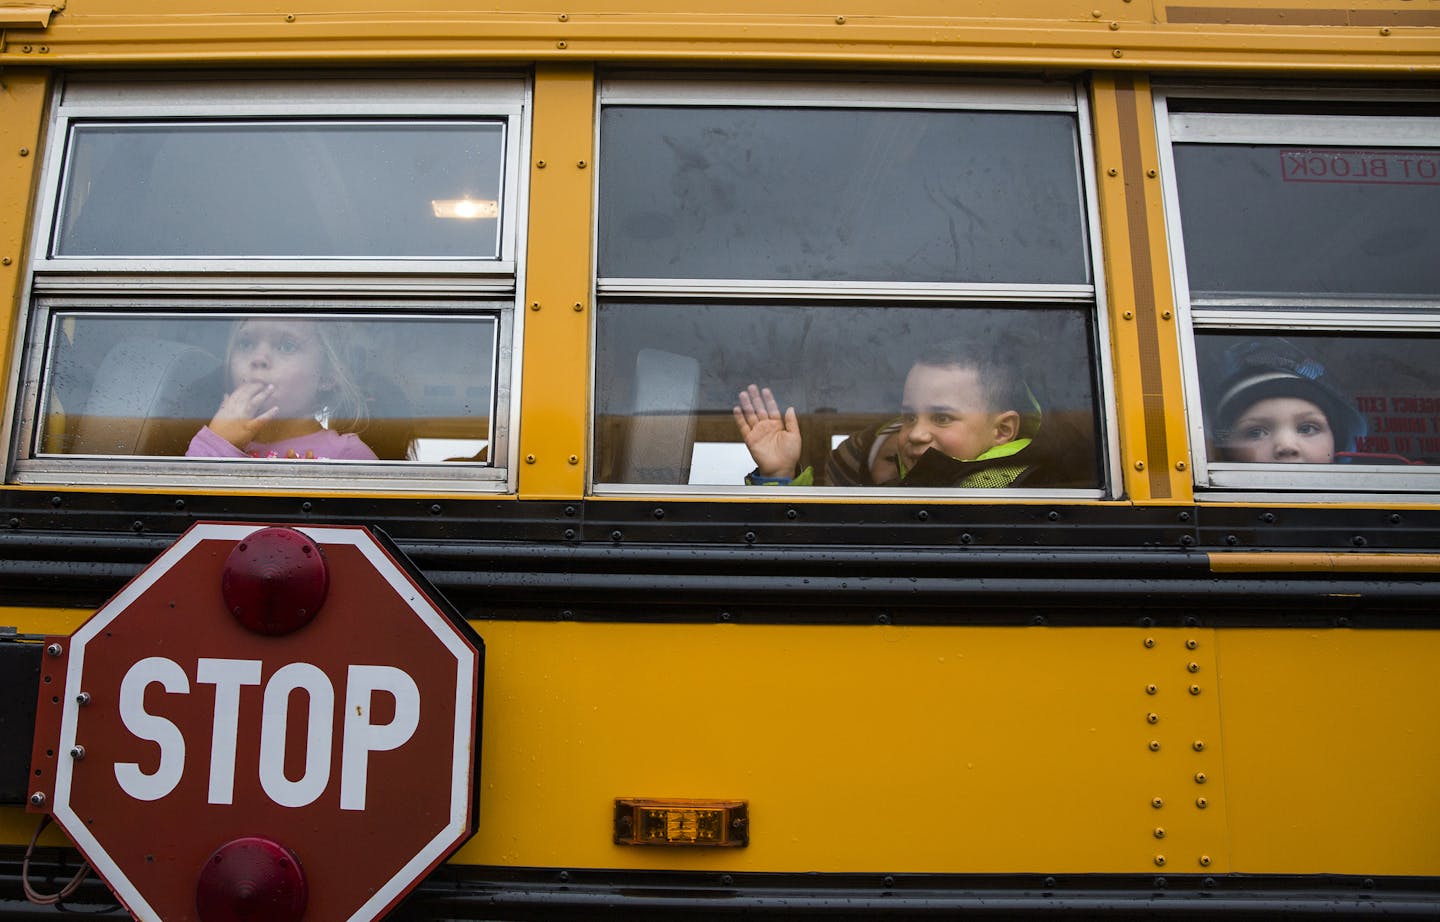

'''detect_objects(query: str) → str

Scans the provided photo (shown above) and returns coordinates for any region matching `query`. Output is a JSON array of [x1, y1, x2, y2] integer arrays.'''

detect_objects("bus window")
[[593, 78, 1109, 494], [594, 302, 1102, 490], [1198, 332, 1440, 467], [9, 76, 523, 490], [54, 122, 506, 260], [1159, 91, 1440, 493], [26, 310, 499, 467]]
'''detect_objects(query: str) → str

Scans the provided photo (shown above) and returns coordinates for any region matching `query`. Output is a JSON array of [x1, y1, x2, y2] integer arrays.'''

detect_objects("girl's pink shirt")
[[186, 425, 379, 461]]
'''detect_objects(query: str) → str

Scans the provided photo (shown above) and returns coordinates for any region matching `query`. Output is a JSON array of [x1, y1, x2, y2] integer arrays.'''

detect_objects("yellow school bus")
[[1, 1, 1438, 918]]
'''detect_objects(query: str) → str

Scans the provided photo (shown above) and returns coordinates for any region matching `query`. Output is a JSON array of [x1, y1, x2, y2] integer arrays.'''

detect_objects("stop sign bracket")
[[26, 634, 69, 815]]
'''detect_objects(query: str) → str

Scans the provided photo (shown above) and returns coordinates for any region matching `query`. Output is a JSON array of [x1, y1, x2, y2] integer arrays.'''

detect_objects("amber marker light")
[[613, 799, 748, 847], [431, 198, 499, 219]]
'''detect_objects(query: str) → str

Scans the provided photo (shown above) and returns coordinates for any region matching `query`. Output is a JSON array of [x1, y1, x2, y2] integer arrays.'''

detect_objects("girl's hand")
[[733, 384, 802, 479], [208, 382, 280, 449]]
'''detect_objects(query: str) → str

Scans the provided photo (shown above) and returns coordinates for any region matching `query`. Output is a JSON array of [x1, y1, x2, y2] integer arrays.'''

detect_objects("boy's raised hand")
[[733, 384, 802, 479], [208, 381, 280, 449]]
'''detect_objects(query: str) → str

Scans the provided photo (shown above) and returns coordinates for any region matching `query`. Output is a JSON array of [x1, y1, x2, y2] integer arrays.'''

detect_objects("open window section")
[[1159, 88, 1440, 494], [7, 75, 524, 491], [593, 78, 1110, 494], [12, 305, 507, 487]]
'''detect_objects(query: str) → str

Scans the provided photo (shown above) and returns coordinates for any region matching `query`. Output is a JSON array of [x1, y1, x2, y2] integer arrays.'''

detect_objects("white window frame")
[[1155, 85, 1440, 497], [590, 74, 1118, 498], [3, 73, 530, 493]]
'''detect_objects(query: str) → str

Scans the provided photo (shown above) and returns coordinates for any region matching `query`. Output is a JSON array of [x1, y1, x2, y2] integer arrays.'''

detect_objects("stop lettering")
[[40, 523, 483, 922]]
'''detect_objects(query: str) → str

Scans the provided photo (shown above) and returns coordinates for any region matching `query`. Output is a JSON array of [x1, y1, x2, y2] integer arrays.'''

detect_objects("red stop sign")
[[46, 523, 483, 922]]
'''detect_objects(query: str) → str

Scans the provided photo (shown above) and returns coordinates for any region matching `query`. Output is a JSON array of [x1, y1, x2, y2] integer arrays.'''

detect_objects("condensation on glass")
[[34, 312, 497, 464], [599, 106, 1090, 284], [1172, 144, 1440, 298], [53, 121, 506, 259], [595, 303, 1103, 488], [594, 80, 1105, 492]]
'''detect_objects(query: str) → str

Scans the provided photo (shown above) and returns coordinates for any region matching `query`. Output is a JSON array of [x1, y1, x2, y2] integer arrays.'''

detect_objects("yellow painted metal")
[[0, 2, 1436, 72], [451, 622, 1232, 873], [1090, 74, 1192, 504], [0, 70, 47, 396], [1215, 628, 1440, 874], [518, 64, 593, 499], [0, 606, 94, 635], [1211, 552, 1440, 574], [0, 6, 53, 30]]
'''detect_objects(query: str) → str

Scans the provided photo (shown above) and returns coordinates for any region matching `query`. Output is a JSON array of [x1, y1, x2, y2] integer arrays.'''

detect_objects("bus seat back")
[[69, 338, 222, 457], [616, 348, 700, 485]]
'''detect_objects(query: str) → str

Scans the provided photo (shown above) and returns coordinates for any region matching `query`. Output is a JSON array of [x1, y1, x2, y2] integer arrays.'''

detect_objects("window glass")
[[1173, 144, 1440, 297], [55, 122, 506, 258], [1197, 332, 1440, 467], [595, 303, 1101, 489], [598, 106, 1089, 284], [35, 311, 497, 464]]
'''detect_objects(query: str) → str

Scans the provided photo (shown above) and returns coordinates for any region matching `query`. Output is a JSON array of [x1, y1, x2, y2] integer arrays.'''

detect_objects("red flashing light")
[[221, 527, 328, 636], [195, 836, 307, 922]]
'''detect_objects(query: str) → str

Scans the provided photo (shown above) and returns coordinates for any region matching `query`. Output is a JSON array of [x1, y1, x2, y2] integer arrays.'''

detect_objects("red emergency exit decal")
[[1281, 149, 1440, 185]]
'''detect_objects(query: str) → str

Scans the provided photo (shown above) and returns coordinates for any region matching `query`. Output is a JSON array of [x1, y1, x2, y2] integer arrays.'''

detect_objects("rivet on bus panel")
[[1145, 684, 1157, 695], [1153, 828, 1165, 839], [1151, 797, 1163, 809], [1091, 9, 1102, 17], [525, 454, 536, 464], [1199, 855, 1212, 867], [1147, 169, 1158, 178], [558, 13, 568, 21], [530, 302, 541, 311], [1196, 797, 1208, 809], [1161, 310, 1173, 320], [1110, 21, 1120, 30], [19, 148, 30, 157], [573, 302, 585, 312], [568, 455, 579, 465], [1147, 713, 1158, 724], [1123, 311, 1134, 320], [1144, 637, 1155, 648], [1148, 740, 1160, 752], [1113, 49, 1124, 57], [1380, 27, 1391, 35], [1107, 168, 1118, 177], [1192, 740, 1205, 752], [1194, 772, 1207, 784], [1133, 460, 1144, 470], [836, 16, 846, 24], [1185, 639, 1198, 650], [285, 14, 294, 22], [557, 41, 568, 49], [1174, 460, 1185, 470], [1154, 855, 1166, 867], [1, 257, 10, 265], [1189, 684, 1201, 695], [536, 160, 547, 169], [577, 160, 587, 169], [1187, 662, 1200, 673]]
